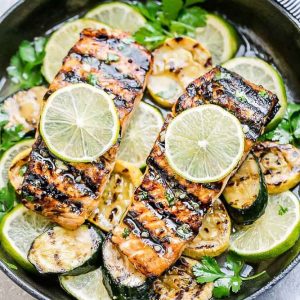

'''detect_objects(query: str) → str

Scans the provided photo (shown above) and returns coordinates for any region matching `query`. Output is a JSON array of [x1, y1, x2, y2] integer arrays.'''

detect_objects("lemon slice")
[[230, 191, 300, 261], [223, 57, 287, 131], [40, 83, 119, 162], [118, 102, 164, 168], [195, 14, 238, 65], [85, 2, 146, 33], [165, 105, 245, 183], [42, 19, 109, 83]]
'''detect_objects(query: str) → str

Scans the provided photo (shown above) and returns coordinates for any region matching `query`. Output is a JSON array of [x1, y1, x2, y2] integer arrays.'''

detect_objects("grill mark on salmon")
[[112, 66, 279, 277], [21, 28, 151, 229]]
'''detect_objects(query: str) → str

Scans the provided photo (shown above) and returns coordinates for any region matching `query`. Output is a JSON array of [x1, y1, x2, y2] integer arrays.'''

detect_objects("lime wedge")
[[118, 102, 164, 168], [42, 19, 109, 83], [223, 57, 287, 131], [40, 83, 119, 163], [0, 139, 34, 188], [230, 191, 300, 261], [195, 14, 238, 65], [85, 2, 146, 33], [0, 205, 52, 271], [165, 105, 244, 183], [60, 268, 110, 300]]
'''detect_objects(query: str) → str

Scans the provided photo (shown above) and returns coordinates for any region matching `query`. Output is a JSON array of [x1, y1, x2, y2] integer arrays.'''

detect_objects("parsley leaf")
[[278, 205, 288, 216], [162, 0, 183, 20], [122, 228, 131, 239], [0, 182, 16, 221], [7, 37, 47, 89], [185, 0, 205, 7], [260, 103, 300, 147], [193, 253, 266, 298], [87, 74, 98, 86]]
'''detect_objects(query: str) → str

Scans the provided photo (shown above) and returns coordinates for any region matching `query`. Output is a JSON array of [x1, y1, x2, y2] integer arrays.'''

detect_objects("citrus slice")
[[0, 205, 52, 271], [223, 57, 287, 131], [165, 105, 245, 183], [42, 19, 109, 83], [230, 191, 300, 261], [195, 14, 238, 65], [60, 268, 110, 300], [118, 102, 164, 168], [0, 139, 34, 188], [85, 2, 146, 33], [39, 83, 119, 163]]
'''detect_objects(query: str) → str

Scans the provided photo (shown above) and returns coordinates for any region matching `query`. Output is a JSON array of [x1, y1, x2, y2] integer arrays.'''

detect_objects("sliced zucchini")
[[60, 267, 111, 300], [102, 237, 150, 300], [89, 160, 142, 232], [152, 256, 213, 300], [3, 86, 47, 132], [184, 199, 231, 259], [148, 37, 212, 108], [222, 153, 268, 225], [28, 225, 103, 275], [253, 141, 300, 194], [9, 148, 31, 191]]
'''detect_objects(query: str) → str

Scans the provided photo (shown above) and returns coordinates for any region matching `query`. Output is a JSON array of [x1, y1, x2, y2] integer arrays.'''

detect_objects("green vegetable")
[[6, 37, 47, 89], [0, 182, 16, 221], [87, 74, 98, 86], [193, 253, 266, 298], [134, 0, 207, 50], [260, 103, 300, 147], [3, 259, 18, 270], [122, 228, 131, 239], [278, 205, 288, 216]]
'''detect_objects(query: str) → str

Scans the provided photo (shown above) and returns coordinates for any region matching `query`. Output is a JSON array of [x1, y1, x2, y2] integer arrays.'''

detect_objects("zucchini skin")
[[223, 154, 268, 225]]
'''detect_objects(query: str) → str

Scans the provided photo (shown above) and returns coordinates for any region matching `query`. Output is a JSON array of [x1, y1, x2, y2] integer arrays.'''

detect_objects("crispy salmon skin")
[[21, 28, 151, 229], [112, 66, 279, 277]]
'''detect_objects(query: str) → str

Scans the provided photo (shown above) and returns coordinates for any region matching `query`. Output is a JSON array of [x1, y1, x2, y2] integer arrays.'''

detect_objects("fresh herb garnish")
[[139, 190, 148, 200], [176, 223, 193, 239], [87, 74, 98, 86], [134, 0, 207, 50], [18, 165, 27, 177], [2, 259, 18, 270], [165, 189, 175, 206], [278, 205, 288, 216], [0, 182, 16, 221], [260, 103, 300, 146], [7, 37, 47, 89], [193, 253, 267, 298], [122, 227, 131, 239]]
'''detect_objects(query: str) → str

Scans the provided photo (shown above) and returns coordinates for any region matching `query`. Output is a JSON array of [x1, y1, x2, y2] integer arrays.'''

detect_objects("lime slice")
[[230, 191, 300, 261], [0, 205, 52, 271], [195, 14, 238, 65], [165, 105, 244, 183], [60, 268, 110, 300], [42, 19, 109, 83], [40, 83, 119, 163], [223, 57, 287, 131], [0, 139, 34, 188], [85, 2, 146, 33], [118, 102, 164, 168]]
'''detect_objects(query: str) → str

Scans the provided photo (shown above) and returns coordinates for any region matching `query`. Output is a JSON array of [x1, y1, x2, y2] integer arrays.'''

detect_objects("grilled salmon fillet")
[[112, 66, 279, 277], [21, 28, 151, 229]]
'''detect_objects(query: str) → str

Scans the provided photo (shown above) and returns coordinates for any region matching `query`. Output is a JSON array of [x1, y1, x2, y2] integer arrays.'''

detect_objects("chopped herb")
[[139, 190, 148, 200], [106, 53, 120, 64], [18, 165, 27, 177], [176, 223, 193, 239], [260, 103, 300, 147], [193, 253, 267, 298], [258, 90, 268, 98], [3, 260, 18, 270], [7, 37, 47, 89], [24, 195, 35, 202], [87, 74, 98, 86], [278, 205, 288, 216], [165, 190, 175, 206], [215, 71, 231, 81], [0, 182, 16, 221], [122, 228, 131, 239], [235, 91, 248, 102]]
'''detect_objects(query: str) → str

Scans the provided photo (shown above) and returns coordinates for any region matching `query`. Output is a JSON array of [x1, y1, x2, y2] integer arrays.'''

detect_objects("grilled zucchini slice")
[[222, 153, 268, 225], [253, 142, 300, 194], [102, 237, 150, 300], [28, 225, 103, 275], [89, 160, 142, 232], [147, 37, 212, 108], [152, 256, 213, 300], [184, 199, 231, 258]]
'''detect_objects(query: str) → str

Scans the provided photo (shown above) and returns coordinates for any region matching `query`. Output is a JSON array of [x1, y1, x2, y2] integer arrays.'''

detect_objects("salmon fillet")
[[112, 66, 279, 277], [21, 28, 152, 229]]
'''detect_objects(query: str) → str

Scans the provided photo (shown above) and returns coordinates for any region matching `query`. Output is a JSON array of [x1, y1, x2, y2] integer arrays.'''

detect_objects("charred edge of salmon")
[[174, 65, 280, 140], [21, 28, 152, 229]]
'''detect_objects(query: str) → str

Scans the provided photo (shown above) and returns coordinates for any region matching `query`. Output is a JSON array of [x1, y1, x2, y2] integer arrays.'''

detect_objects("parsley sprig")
[[260, 103, 300, 147], [193, 253, 266, 298], [7, 37, 47, 89], [0, 182, 16, 221], [134, 0, 207, 50]]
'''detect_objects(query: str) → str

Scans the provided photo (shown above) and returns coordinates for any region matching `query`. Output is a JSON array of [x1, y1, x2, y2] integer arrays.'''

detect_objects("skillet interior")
[[0, 0, 299, 299]]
